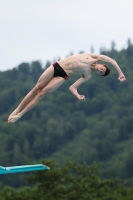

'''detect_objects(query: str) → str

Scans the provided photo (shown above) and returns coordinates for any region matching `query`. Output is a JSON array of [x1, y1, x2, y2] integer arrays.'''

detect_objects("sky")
[[0, 0, 132, 71]]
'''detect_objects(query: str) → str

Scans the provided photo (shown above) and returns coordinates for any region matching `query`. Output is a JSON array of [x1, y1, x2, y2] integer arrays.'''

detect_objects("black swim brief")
[[52, 62, 69, 80]]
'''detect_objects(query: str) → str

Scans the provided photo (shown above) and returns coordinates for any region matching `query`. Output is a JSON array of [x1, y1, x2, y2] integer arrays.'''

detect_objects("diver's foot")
[[8, 113, 22, 123], [9, 109, 19, 118]]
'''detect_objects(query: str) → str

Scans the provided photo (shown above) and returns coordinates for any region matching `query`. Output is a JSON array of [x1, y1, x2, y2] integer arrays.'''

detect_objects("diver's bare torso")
[[58, 53, 98, 77]]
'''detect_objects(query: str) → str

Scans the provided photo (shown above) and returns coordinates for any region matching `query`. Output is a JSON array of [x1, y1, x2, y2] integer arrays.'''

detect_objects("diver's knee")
[[33, 83, 42, 94], [32, 86, 38, 95], [38, 88, 50, 98]]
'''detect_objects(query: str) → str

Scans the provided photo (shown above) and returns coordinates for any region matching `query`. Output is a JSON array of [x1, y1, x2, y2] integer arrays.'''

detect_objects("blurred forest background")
[[0, 39, 133, 193]]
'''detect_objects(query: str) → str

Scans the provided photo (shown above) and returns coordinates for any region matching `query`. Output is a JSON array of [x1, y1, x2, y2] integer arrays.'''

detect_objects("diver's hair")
[[102, 64, 110, 76]]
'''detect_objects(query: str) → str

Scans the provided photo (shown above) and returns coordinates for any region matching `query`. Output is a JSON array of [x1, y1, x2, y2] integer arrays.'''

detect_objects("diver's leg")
[[8, 77, 65, 123], [9, 65, 54, 117]]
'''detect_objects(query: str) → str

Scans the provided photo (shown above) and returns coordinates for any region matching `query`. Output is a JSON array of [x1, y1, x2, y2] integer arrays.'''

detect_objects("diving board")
[[0, 164, 50, 174]]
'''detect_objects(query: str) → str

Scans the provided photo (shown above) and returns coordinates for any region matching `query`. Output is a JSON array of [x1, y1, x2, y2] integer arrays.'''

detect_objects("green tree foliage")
[[0, 160, 133, 200]]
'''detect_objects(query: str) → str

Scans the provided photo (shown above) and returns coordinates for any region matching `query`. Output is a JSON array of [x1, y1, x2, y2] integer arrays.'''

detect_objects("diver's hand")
[[77, 94, 85, 100], [118, 74, 126, 82]]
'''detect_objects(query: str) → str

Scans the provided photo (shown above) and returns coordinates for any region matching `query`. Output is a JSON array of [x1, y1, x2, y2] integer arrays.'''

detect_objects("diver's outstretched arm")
[[88, 53, 126, 81]]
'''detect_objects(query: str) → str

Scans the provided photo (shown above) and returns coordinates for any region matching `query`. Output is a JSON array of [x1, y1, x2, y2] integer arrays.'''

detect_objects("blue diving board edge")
[[0, 164, 50, 174]]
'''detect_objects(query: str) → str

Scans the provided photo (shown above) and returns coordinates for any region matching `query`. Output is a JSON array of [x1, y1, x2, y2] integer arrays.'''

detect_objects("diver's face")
[[95, 64, 106, 76]]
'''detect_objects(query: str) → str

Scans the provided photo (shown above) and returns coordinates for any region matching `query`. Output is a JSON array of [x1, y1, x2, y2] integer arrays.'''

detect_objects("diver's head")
[[92, 63, 110, 76]]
